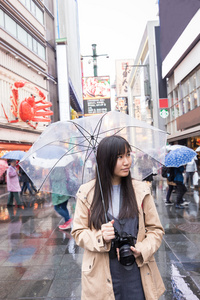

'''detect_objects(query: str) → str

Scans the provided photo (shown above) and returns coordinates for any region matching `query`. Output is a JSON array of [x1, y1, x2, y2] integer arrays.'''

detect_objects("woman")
[[71, 136, 165, 300], [52, 193, 72, 230], [7, 160, 23, 207]]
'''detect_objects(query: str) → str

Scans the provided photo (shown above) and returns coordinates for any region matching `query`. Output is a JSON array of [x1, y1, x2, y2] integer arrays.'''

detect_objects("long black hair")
[[89, 135, 138, 230]]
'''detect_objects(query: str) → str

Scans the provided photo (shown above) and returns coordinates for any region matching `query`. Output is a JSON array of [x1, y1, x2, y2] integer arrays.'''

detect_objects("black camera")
[[109, 228, 136, 268]]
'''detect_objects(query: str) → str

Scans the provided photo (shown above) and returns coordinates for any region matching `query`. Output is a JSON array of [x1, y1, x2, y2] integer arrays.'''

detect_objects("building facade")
[[160, 0, 200, 150], [128, 21, 167, 131], [55, 0, 83, 120], [0, 0, 58, 154]]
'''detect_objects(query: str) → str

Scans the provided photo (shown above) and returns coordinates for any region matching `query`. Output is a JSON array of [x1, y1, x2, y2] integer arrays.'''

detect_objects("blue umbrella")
[[1, 150, 25, 160], [165, 146, 197, 167]]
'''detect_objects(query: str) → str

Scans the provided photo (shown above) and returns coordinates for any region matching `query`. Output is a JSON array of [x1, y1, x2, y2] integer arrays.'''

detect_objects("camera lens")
[[119, 244, 135, 266]]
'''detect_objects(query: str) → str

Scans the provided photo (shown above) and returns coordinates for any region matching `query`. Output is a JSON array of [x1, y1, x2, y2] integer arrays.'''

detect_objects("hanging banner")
[[115, 59, 134, 98]]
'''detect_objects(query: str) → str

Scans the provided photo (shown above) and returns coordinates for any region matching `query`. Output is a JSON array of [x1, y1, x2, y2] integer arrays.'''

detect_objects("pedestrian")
[[173, 166, 188, 209], [71, 135, 165, 300], [185, 158, 197, 189], [163, 167, 176, 205], [19, 167, 33, 195], [6, 160, 23, 207], [52, 193, 72, 230]]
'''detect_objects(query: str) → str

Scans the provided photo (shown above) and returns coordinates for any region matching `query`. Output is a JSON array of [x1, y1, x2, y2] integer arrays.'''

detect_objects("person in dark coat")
[[173, 166, 187, 209], [19, 167, 33, 195]]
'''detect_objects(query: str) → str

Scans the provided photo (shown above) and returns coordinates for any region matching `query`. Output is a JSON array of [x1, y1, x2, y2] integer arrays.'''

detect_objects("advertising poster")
[[82, 76, 111, 116]]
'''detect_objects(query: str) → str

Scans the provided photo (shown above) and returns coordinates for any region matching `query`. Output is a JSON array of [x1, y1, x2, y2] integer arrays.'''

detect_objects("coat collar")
[[76, 179, 151, 210]]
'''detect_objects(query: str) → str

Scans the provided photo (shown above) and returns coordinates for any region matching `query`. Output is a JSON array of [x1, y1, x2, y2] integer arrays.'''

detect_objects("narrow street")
[[0, 177, 200, 300]]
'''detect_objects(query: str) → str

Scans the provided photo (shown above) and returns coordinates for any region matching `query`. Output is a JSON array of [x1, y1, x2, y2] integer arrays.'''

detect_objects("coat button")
[[98, 239, 100, 243], [107, 279, 111, 283], [89, 265, 91, 269]]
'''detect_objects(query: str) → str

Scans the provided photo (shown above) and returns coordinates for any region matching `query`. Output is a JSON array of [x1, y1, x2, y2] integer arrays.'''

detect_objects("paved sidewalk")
[[0, 180, 199, 299]]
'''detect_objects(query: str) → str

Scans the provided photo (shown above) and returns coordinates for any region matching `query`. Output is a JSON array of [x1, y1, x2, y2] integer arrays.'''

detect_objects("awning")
[[0, 143, 32, 151]]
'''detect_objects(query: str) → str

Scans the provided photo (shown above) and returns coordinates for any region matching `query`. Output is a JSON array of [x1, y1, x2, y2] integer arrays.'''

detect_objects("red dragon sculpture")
[[1, 81, 53, 129]]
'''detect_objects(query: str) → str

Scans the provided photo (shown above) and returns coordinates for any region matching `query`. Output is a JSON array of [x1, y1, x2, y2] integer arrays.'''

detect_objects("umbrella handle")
[[95, 161, 108, 223]]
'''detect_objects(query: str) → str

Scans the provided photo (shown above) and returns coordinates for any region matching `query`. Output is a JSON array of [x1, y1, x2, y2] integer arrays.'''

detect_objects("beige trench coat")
[[71, 179, 165, 300]]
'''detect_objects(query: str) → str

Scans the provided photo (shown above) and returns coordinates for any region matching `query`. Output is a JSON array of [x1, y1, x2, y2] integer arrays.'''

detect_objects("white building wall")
[[55, 0, 83, 111]]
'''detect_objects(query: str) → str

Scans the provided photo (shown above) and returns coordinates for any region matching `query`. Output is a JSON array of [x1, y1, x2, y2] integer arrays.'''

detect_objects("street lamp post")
[[81, 44, 109, 77]]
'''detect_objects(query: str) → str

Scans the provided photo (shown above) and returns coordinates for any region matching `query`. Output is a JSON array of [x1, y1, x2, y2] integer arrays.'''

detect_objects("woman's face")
[[112, 147, 132, 184]]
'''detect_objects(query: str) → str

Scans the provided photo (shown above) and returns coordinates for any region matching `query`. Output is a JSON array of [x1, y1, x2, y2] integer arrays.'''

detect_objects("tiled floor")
[[0, 180, 199, 299]]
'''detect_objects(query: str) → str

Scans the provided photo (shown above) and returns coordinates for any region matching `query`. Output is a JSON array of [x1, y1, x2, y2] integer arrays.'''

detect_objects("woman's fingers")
[[130, 246, 141, 258], [101, 220, 115, 242]]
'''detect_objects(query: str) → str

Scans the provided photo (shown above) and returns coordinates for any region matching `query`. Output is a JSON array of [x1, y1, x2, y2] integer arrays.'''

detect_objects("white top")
[[108, 184, 121, 219], [186, 159, 197, 172]]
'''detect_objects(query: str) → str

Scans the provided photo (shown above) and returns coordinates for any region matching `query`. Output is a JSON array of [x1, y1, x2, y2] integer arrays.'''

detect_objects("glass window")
[[36, 5, 44, 24], [26, 0, 31, 11], [32, 38, 37, 53], [180, 99, 185, 115], [196, 69, 200, 87], [37, 42, 45, 60], [17, 25, 28, 46], [169, 92, 174, 107], [27, 33, 33, 49], [175, 103, 180, 118], [174, 89, 178, 103], [0, 9, 4, 27], [183, 80, 189, 97], [31, 1, 36, 15], [186, 96, 191, 112], [190, 74, 196, 92], [19, 0, 26, 5], [193, 91, 198, 108], [170, 106, 175, 121], [5, 14, 17, 37]]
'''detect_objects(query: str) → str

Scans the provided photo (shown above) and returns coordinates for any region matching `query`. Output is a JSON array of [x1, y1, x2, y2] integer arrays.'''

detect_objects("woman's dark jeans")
[[54, 200, 70, 222]]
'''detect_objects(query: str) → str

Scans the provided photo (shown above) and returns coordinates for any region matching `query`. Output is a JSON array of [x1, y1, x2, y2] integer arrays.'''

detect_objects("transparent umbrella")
[[19, 111, 167, 196]]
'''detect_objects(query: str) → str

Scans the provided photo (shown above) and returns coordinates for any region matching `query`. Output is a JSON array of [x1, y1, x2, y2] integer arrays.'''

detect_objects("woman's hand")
[[101, 219, 115, 243], [130, 246, 141, 258]]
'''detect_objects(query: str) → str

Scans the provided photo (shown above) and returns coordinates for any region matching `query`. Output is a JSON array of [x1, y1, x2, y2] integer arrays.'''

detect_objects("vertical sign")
[[116, 59, 134, 98]]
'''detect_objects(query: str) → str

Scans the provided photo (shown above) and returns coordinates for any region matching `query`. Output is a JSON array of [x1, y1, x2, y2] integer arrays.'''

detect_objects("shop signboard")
[[160, 109, 169, 118], [83, 76, 111, 116]]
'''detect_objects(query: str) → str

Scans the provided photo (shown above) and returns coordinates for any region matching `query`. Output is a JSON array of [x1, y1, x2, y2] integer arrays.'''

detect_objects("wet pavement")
[[0, 178, 200, 300]]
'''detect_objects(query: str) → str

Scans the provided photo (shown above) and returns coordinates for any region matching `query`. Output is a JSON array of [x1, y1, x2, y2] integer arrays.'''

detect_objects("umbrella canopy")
[[20, 111, 167, 196], [2, 150, 25, 160], [165, 146, 197, 167], [166, 144, 185, 152], [195, 146, 200, 152]]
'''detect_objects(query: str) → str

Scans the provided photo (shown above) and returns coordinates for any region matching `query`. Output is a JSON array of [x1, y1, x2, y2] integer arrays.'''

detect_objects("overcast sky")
[[78, 0, 159, 82]]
